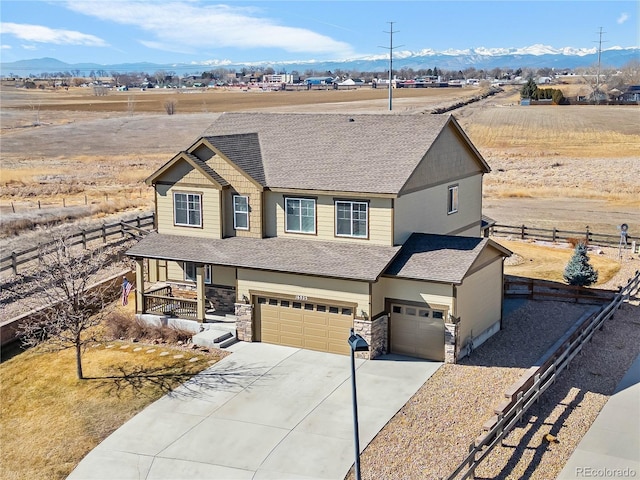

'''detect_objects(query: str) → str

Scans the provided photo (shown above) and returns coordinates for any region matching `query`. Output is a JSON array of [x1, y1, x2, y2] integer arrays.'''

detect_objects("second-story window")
[[233, 195, 249, 230], [174, 192, 201, 227], [448, 185, 459, 214], [335, 200, 368, 238], [285, 198, 316, 234]]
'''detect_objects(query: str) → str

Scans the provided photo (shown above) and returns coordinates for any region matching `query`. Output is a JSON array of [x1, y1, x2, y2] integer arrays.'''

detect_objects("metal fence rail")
[[446, 269, 640, 480], [1, 213, 154, 275]]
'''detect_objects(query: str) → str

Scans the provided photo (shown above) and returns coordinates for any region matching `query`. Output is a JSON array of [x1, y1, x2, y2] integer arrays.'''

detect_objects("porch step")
[[192, 324, 237, 349], [219, 337, 239, 348], [212, 332, 233, 344]]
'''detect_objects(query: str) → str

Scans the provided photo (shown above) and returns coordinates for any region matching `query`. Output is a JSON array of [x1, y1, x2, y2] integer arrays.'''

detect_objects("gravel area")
[[351, 245, 640, 480]]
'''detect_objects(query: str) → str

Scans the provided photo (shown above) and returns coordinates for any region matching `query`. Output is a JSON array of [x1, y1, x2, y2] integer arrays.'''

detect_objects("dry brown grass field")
[[1, 82, 639, 240]]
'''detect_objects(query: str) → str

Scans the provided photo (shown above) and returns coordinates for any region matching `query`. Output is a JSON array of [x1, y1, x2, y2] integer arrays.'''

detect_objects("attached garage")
[[389, 303, 445, 361], [255, 295, 355, 355]]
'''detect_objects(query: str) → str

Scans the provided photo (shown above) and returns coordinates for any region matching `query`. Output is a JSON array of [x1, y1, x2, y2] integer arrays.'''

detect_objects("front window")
[[285, 198, 316, 234], [233, 195, 249, 230], [335, 201, 368, 238], [174, 192, 201, 227], [448, 185, 459, 214], [184, 262, 212, 284]]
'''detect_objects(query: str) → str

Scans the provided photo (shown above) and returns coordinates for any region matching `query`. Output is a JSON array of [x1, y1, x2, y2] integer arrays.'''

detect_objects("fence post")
[[136, 215, 141, 228], [11, 202, 15, 213], [468, 443, 477, 479], [11, 252, 17, 275], [102, 224, 107, 243], [63, 198, 66, 208], [82, 229, 87, 249], [521, 224, 526, 240], [585, 225, 590, 244], [38, 200, 41, 209], [552, 228, 557, 242]]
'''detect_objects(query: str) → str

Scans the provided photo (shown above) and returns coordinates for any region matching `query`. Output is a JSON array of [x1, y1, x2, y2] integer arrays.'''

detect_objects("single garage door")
[[390, 303, 445, 361], [255, 296, 354, 355]]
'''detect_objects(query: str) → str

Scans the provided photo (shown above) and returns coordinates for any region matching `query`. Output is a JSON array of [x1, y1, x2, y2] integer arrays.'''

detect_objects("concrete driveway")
[[68, 342, 441, 480]]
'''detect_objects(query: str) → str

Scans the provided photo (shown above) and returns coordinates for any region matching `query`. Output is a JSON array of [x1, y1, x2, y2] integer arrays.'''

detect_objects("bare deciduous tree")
[[18, 238, 115, 380], [164, 99, 177, 115]]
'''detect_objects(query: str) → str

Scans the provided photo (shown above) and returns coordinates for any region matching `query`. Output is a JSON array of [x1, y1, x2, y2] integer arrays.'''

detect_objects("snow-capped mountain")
[[1, 45, 638, 78]]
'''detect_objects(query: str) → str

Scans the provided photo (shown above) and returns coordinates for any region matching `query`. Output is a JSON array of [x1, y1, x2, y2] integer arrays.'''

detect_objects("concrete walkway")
[[557, 353, 640, 480], [68, 342, 441, 479]]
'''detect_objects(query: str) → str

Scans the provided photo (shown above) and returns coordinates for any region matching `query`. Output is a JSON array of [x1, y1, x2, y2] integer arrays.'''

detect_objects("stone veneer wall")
[[444, 321, 458, 364], [205, 285, 236, 313], [235, 302, 253, 341], [354, 315, 388, 360]]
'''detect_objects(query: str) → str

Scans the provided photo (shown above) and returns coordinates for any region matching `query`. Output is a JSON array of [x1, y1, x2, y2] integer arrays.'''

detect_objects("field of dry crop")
[[1, 82, 639, 240]]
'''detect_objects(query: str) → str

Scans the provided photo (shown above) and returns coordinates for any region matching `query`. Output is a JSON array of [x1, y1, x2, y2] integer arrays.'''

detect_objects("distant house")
[[621, 85, 640, 103], [305, 76, 334, 86], [127, 113, 510, 363]]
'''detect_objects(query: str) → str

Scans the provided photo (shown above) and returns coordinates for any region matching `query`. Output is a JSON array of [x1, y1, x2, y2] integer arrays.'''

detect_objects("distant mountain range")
[[1, 45, 638, 77]]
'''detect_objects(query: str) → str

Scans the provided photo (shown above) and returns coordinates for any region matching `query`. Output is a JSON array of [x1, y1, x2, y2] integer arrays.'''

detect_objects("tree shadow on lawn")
[[86, 359, 265, 400]]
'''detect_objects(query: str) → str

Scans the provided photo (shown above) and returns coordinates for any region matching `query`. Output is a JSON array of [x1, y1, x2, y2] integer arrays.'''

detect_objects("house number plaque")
[[295, 295, 308, 301]]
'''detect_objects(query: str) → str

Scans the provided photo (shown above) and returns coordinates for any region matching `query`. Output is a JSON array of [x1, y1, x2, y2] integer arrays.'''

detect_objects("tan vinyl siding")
[[167, 260, 184, 282], [394, 174, 483, 244], [160, 161, 213, 186], [155, 183, 222, 238], [265, 192, 393, 245], [167, 261, 235, 287], [375, 277, 454, 315], [456, 257, 504, 351], [214, 266, 236, 287], [201, 152, 263, 238], [237, 269, 371, 316], [401, 123, 484, 193]]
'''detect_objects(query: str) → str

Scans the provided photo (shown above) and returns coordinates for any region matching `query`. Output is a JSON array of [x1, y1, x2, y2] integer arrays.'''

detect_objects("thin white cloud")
[[1, 45, 12, 49], [617, 12, 629, 24], [0, 22, 108, 46], [64, 1, 353, 56]]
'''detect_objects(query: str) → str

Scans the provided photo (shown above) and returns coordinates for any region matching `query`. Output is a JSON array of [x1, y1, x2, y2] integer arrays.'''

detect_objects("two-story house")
[[127, 113, 510, 363]]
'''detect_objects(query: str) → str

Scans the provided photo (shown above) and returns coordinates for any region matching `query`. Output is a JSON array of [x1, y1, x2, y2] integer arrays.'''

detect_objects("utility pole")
[[594, 27, 606, 99], [380, 22, 401, 111]]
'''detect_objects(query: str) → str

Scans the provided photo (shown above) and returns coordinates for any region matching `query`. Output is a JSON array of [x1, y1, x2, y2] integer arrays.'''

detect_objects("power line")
[[379, 22, 402, 111]]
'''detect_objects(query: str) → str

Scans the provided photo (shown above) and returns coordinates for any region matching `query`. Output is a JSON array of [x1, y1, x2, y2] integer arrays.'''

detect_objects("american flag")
[[122, 278, 134, 306]]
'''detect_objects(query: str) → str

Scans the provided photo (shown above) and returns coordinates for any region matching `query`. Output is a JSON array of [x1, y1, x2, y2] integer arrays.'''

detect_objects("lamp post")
[[348, 328, 369, 480]]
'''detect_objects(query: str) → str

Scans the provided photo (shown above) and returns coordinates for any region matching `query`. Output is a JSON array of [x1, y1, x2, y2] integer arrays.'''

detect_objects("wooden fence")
[[446, 270, 640, 480], [504, 275, 617, 304], [0, 213, 154, 275], [490, 223, 634, 249], [0, 269, 132, 347]]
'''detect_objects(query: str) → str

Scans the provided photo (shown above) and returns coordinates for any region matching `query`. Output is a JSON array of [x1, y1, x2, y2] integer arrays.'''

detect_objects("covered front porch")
[[132, 258, 237, 323]]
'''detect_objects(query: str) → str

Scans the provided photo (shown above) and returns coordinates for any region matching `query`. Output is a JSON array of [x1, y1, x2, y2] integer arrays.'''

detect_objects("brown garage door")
[[390, 303, 445, 361], [256, 296, 354, 355]]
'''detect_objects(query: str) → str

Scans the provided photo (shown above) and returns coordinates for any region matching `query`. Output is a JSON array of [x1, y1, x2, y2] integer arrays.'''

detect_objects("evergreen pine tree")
[[563, 243, 599, 286]]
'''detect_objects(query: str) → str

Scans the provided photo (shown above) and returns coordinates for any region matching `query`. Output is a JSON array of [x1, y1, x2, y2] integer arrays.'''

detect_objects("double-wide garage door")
[[256, 296, 354, 355], [390, 303, 445, 361]]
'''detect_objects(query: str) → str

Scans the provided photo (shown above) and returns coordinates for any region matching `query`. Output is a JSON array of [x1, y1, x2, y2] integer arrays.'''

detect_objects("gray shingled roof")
[[384, 233, 494, 284], [127, 233, 401, 282], [201, 113, 454, 194], [205, 133, 266, 187]]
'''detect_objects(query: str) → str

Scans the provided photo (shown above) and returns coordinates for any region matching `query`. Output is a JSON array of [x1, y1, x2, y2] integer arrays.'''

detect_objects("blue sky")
[[1, 1, 638, 65]]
